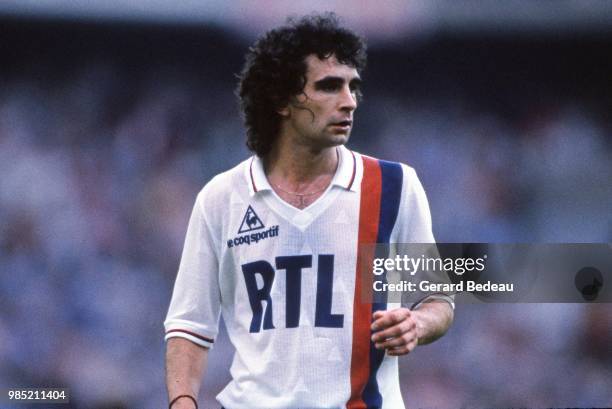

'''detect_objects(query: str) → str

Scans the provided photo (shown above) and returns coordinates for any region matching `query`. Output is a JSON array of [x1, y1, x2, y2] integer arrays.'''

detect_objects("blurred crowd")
[[1, 31, 611, 408]]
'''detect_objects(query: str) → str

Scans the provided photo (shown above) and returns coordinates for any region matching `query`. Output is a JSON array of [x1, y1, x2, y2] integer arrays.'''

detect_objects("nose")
[[339, 85, 357, 112]]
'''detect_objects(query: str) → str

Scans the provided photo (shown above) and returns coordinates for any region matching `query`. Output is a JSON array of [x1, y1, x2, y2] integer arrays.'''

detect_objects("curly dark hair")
[[237, 12, 367, 157]]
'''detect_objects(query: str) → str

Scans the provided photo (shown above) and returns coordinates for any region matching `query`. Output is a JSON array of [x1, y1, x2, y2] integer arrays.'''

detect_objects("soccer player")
[[165, 13, 454, 409]]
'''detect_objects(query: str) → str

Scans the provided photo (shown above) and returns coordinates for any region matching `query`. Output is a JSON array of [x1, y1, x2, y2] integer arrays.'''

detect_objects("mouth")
[[330, 120, 352, 130]]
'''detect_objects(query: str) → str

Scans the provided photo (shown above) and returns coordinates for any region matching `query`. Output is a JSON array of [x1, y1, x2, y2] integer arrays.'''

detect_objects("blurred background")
[[1, 1, 611, 408]]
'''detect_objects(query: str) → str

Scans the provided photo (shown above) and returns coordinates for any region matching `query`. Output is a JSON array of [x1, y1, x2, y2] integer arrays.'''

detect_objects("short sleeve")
[[395, 165, 455, 310], [394, 165, 435, 243], [164, 190, 221, 348]]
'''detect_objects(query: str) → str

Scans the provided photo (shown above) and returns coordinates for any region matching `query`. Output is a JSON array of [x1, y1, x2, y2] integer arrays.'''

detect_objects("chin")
[[306, 131, 350, 151], [327, 131, 350, 146]]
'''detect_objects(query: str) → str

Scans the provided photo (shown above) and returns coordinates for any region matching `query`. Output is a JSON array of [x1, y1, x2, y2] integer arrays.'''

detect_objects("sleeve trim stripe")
[[166, 329, 214, 344]]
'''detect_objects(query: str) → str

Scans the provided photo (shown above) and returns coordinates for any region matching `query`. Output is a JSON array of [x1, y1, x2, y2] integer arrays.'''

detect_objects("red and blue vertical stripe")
[[348, 156, 403, 409]]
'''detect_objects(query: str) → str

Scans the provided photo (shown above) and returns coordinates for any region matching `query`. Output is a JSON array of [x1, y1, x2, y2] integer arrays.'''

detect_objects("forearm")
[[411, 301, 454, 345], [166, 337, 208, 408]]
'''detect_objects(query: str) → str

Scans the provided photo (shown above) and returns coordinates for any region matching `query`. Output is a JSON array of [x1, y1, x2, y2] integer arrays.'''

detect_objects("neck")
[[264, 139, 339, 191]]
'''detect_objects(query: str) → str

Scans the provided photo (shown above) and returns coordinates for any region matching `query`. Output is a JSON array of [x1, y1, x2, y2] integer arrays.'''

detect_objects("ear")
[[277, 105, 290, 117]]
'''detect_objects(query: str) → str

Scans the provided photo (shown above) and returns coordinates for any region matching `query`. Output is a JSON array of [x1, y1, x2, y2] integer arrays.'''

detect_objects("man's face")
[[280, 54, 361, 149]]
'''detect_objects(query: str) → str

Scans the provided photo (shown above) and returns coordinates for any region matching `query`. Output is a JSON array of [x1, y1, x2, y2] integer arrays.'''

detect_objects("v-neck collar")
[[244, 145, 361, 230]]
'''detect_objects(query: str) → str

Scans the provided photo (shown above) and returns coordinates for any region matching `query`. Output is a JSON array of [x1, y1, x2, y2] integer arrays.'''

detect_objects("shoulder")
[[195, 157, 253, 211], [353, 153, 435, 241], [351, 150, 421, 190]]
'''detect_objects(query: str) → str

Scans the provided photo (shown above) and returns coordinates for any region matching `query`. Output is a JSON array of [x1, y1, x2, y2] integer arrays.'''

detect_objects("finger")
[[387, 347, 409, 356], [372, 310, 385, 320], [371, 324, 405, 342], [374, 334, 410, 350], [371, 319, 415, 342], [371, 309, 410, 331], [371, 311, 387, 328], [386, 346, 409, 356], [374, 326, 417, 349], [386, 339, 418, 356]]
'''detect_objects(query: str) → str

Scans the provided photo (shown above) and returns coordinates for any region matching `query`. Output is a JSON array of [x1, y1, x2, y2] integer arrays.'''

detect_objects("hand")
[[370, 308, 418, 356]]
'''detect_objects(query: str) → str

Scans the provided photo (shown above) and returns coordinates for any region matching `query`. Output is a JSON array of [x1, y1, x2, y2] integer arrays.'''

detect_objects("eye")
[[320, 82, 340, 91], [349, 81, 362, 93], [315, 78, 343, 92]]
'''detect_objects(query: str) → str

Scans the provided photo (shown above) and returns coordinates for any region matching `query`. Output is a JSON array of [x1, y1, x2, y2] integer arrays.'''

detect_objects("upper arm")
[[393, 165, 456, 310], [164, 189, 222, 349], [393, 165, 434, 244]]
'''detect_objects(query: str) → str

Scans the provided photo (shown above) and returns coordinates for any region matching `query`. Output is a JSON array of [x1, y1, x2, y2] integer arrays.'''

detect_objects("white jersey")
[[165, 145, 436, 409]]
